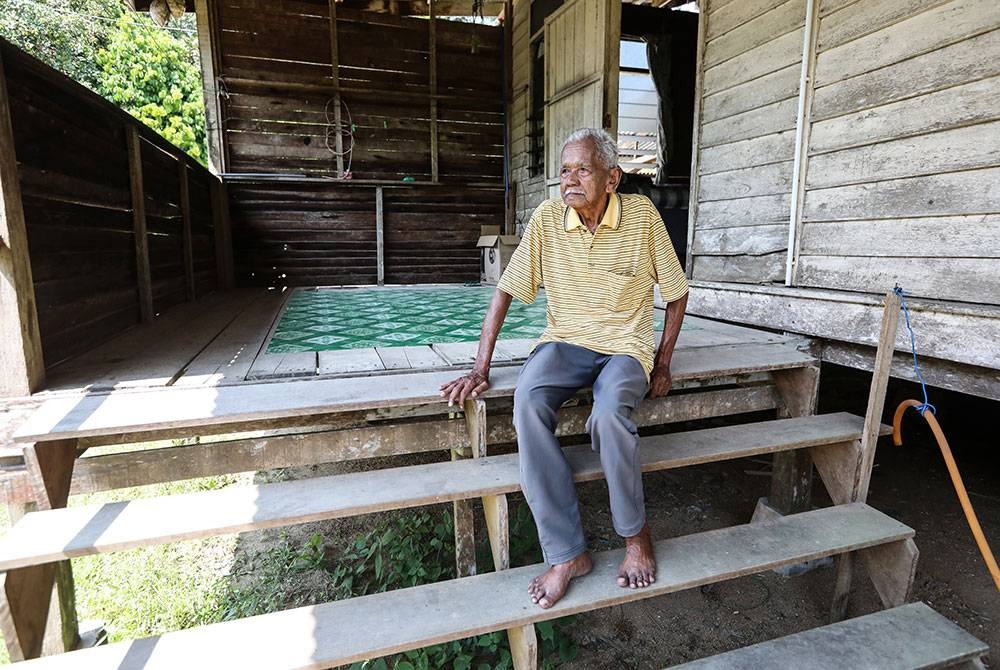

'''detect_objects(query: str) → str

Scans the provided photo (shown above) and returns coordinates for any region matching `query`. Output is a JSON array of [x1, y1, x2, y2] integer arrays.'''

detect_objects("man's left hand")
[[647, 365, 672, 399]]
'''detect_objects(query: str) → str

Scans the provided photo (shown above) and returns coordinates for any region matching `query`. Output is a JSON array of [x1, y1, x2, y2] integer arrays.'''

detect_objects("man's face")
[[559, 140, 620, 212]]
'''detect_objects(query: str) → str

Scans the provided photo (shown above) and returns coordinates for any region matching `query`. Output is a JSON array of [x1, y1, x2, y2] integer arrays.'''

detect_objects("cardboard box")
[[476, 234, 520, 284]]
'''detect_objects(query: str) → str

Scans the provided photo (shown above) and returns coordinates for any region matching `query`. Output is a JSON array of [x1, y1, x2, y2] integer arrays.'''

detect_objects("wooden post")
[[328, 0, 344, 176], [0, 440, 79, 660], [179, 161, 195, 302], [453, 398, 486, 578], [684, 0, 708, 278], [785, 0, 820, 286], [194, 0, 227, 174], [126, 126, 154, 322], [429, 0, 439, 182], [830, 290, 901, 622], [211, 178, 234, 289], [0, 49, 45, 397], [768, 364, 820, 515], [375, 186, 385, 286], [503, 0, 515, 236]]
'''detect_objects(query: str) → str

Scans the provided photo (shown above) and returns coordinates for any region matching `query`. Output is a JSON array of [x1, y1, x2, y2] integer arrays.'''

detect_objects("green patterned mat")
[[267, 286, 667, 353], [267, 286, 543, 353]]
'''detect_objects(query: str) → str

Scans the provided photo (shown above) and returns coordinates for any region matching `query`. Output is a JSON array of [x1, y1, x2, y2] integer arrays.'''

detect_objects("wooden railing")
[[0, 38, 233, 389]]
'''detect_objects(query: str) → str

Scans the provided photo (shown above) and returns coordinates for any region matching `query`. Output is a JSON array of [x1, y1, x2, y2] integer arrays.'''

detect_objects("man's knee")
[[586, 401, 636, 437]]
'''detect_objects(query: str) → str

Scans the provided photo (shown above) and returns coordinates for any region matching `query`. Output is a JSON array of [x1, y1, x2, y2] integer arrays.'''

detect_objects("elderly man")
[[441, 127, 688, 608]]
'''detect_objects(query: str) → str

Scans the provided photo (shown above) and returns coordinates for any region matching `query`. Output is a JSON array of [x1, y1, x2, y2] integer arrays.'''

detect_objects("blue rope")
[[893, 285, 936, 416]]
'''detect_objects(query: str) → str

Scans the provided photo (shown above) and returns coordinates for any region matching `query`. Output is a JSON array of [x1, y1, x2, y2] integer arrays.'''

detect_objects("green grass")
[[0, 466, 251, 665]]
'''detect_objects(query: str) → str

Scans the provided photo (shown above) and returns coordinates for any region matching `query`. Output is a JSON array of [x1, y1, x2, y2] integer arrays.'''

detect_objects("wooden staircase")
[[0, 306, 989, 667]]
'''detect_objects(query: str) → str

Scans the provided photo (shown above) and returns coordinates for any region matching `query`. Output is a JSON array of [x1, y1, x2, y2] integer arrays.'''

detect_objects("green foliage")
[[213, 504, 579, 670], [95, 13, 206, 163], [0, 1, 206, 164], [0, 0, 120, 90]]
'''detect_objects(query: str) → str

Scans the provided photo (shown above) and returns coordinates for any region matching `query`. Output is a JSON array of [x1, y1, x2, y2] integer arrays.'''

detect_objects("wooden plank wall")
[[1, 40, 220, 369], [797, 0, 1000, 305], [509, 0, 547, 229], [689, 0, 806, 285], [228, 179, 501, 286], [216, 1, 503, 182]]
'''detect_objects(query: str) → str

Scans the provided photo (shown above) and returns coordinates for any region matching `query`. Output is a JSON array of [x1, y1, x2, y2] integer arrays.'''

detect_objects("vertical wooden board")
[[126, 126, 153, 323], [194, 0, 225, 172], [0, 563, 56, 661], [179, 162, 195, 301], [0, 50, 44, 397]]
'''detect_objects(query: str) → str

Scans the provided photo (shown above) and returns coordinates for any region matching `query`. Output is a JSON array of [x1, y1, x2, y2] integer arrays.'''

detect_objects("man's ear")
[[606, 166, 623, 193]]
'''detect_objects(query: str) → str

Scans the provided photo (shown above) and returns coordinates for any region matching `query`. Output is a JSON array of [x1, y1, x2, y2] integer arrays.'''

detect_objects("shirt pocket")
[[593, 268, 645, 312]]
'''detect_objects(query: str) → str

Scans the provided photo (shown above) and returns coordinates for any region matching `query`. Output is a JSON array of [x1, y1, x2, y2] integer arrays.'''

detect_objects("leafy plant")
[[95, 13, 206, 164]]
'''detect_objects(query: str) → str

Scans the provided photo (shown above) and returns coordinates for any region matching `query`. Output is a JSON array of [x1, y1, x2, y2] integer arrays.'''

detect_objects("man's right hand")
[[439, 368, 490, 407]]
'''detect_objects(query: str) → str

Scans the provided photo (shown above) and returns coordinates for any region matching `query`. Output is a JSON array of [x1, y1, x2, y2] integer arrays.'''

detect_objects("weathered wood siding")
[[509, 0, 547, 228], [689, 0, 806, 285], [1, 40, 219, 368], [217, 1, 503, 182], [228, 179, 500, 286], [797, 0, 1000, 304]]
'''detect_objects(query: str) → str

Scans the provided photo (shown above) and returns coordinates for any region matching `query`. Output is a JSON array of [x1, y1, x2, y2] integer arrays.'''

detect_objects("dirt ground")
[[247, 363, 998, 668]]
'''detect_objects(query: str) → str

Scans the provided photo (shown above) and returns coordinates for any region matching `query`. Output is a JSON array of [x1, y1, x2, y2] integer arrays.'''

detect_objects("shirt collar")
[[564, 193, 621, 232]]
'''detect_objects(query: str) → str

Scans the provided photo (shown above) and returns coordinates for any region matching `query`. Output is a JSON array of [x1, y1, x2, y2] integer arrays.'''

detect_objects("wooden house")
[[507, 0, 1000, 401], [0, 0, 994, 667]]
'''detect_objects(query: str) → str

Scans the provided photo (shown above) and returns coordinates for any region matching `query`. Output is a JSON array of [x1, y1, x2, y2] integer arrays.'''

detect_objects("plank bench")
[[4, 310, 937, 669], [670, 602, 988, 670], [11, 504, 916, 670]]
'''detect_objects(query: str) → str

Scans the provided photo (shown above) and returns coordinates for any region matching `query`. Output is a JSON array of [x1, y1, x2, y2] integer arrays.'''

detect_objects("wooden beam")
[[0, 49, 44, 397], [768, 364, 820, 515], [785, 0, 820, 286], [453, 398, 486, 578], [193, 0, 226, 173], [329, 0, 344, 176], [3, 441, 80, 659], [211, 178, 234, 289], [179, 161, 195, 302], [830, 289, 901, 622], [126, 126, 154, 322], [685, 0, 708, 278], [429, 0, 439, 182], [503, 0, 514, 236], [375, 186, 384, 286]]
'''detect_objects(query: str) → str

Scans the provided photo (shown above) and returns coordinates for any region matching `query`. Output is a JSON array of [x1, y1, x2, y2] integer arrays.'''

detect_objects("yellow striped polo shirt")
[[497, 193, 688, 377]]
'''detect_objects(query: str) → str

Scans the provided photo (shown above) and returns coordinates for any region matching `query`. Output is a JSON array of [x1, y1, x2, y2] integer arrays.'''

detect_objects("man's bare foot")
[[617, 523, 656, 589], [528, 552, 593, 609]]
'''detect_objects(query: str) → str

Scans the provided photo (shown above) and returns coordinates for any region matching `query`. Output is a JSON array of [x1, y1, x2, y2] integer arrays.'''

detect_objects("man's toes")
[[538, 596, 553, 609], [617, 574, 629, 587]]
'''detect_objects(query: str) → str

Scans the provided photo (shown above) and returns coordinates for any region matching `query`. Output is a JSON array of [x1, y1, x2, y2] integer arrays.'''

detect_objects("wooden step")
[[12, 503, 912, 670], [670, 602, 988, 669], [13, 340, 815, 443], [0, 413, 864, 571]]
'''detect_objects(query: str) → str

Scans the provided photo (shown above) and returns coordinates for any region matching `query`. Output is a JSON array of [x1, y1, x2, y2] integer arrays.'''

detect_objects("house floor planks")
[[33, 285, 811, 396]]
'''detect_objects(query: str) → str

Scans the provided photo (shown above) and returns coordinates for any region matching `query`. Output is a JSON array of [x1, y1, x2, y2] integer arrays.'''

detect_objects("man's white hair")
[[561, 127, 619, 169]]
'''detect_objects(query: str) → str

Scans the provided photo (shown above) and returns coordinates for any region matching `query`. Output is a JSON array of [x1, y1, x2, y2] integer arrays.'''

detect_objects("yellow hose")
[[893, 399, 1000, 591]]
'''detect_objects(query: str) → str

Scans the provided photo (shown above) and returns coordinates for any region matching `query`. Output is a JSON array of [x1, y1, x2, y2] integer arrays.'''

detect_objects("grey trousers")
[[513, 341, 649, 564]]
